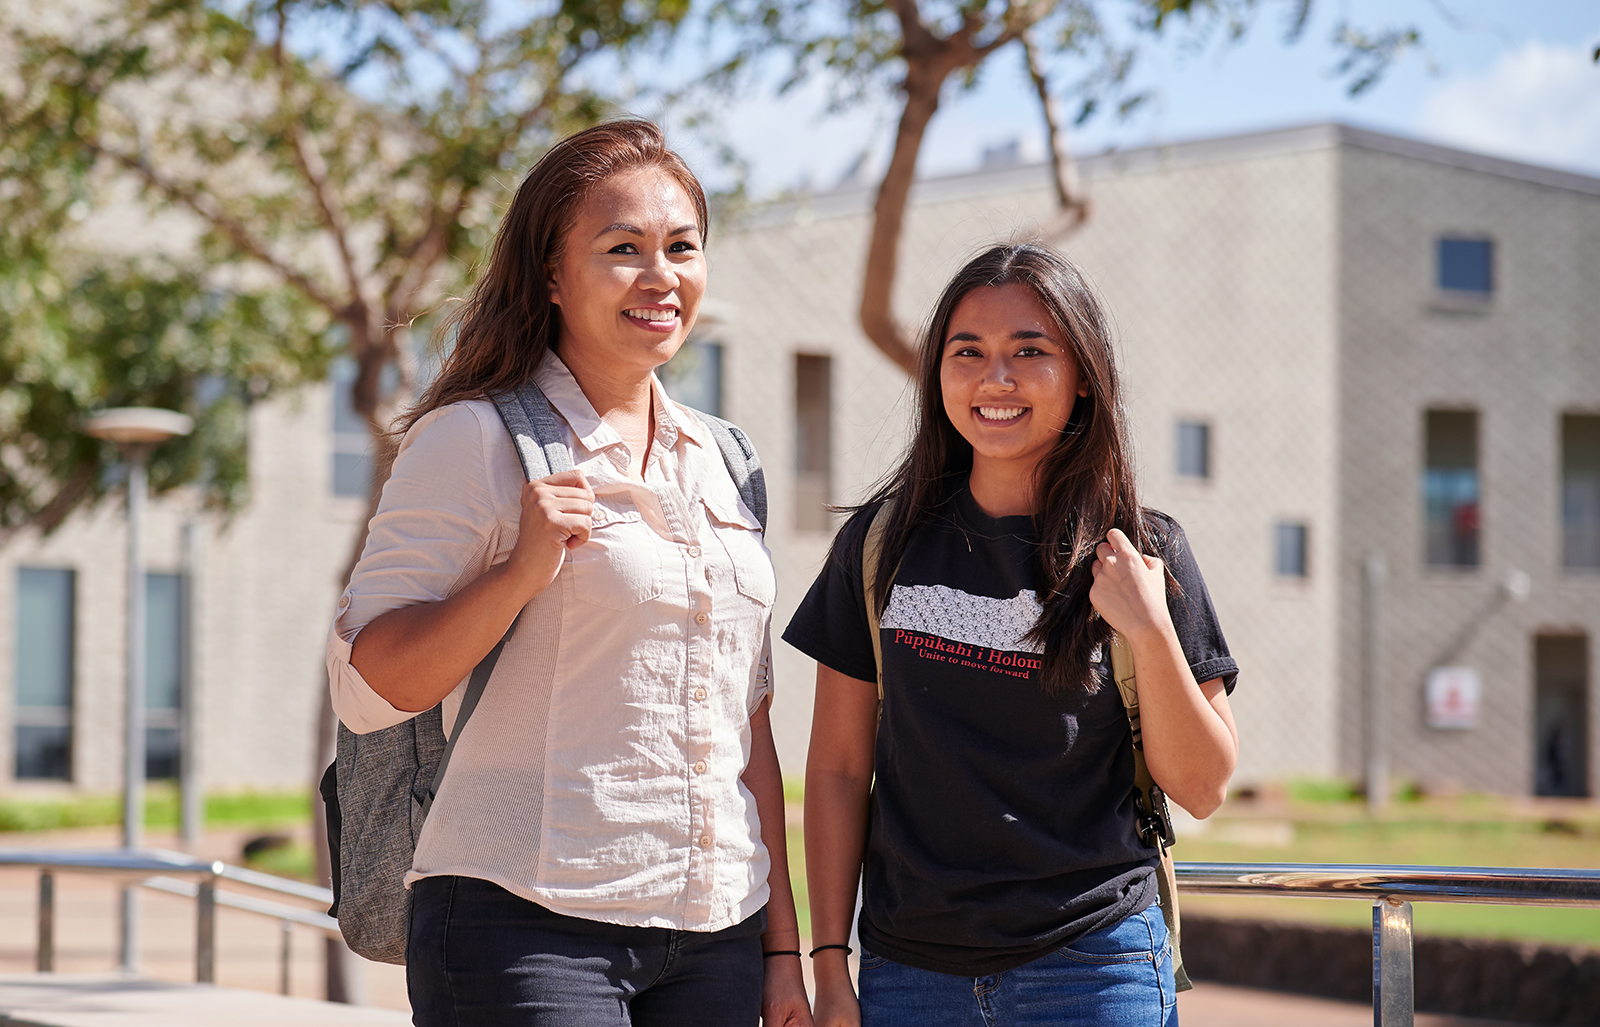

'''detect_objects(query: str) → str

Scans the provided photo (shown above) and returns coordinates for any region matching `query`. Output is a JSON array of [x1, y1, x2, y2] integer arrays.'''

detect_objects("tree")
[[709, 0, 1418, 373], [2, 0, 690, 999]]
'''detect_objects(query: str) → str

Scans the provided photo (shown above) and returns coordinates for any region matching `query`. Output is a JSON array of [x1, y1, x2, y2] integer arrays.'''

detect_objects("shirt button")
[[694, 612, 710, 626], [698, 835, 712, 849], [693, 760, 707, 774], [338, 595, 350, 609], [692, 687, 707, 701], [687, 545, 702, 558]]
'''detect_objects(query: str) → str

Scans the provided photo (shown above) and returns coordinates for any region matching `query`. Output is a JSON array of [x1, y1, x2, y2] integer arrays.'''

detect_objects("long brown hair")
[[854, 243, 1166, 694], [396, 118, 709, 437]]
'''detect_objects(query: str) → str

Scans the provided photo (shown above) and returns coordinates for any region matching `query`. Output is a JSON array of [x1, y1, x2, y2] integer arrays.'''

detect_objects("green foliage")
[[0, 0, 692, 531], [0, 257, 330, 531], [704, 1, 1414, 115]]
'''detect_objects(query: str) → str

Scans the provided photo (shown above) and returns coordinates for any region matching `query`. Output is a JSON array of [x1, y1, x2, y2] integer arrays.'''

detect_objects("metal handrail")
[[1175, 861, 1600, 906], [1173, 862, 1600, 1027], [0, 847, 337, 995], [6, 851, 1600, 1020]]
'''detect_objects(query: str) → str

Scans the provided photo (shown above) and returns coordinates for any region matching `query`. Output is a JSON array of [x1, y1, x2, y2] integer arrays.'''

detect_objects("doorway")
[[1534, 634, 1589, 797]]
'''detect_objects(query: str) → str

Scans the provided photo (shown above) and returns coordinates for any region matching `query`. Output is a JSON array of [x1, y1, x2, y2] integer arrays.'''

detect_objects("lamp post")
[[84, 407, 193, 974]]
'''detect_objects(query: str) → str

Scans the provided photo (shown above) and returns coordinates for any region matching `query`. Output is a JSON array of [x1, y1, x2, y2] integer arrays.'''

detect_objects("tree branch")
[[1021, 28, 1091, 237], [270, 25, 367, 315], [96, 143, 347, 316]]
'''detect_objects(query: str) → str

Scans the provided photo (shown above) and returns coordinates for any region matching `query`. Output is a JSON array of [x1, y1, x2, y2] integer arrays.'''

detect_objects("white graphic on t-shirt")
[[880, 584, 1045, 654]]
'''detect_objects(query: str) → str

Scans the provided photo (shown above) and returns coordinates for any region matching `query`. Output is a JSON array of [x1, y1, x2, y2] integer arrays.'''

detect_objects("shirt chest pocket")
[[568, 496, 666, 610], [703, 492, 775, 607]]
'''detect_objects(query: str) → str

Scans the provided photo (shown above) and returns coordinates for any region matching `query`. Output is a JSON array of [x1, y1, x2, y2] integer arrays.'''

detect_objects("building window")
[[1437, 237, 1493, 296], [794, 354, 833, 531], [1176, 421, 1211, 480], [1424, 409, 1480, 568], [15, 568, 74, 781], [1563, 414, 1600, 570], [1274, 522, 1309, 578], [145, 573, 183, 781], [660, 340, 723, 417]]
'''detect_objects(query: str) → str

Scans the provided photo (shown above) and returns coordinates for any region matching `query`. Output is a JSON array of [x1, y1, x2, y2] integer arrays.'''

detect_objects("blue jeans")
[[858, 906, 1177, 1027], [407, 876, 765, 1026]]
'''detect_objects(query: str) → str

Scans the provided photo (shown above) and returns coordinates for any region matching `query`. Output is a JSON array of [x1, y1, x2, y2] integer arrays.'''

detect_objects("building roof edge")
[[729, 121, 1600, 231]]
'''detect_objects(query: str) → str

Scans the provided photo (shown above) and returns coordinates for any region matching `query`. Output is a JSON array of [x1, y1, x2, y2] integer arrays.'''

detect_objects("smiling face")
[[547, 166, 706, 383], [941, 283, 1089, 496]]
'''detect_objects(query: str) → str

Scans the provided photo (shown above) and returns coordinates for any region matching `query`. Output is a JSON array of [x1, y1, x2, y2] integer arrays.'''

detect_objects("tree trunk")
[[312, 319, 397, 1004], [858, 64, 949, 375]]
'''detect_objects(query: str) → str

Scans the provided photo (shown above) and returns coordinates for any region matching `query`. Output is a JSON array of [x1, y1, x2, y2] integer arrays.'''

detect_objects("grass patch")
[[1177, 795, 1600, 946], [0, 786, 311, 834], [242, 840, 319, 882]]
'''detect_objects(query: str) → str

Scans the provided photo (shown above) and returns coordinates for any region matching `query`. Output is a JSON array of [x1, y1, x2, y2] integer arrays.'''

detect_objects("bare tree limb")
[[1021, 28, 1091, 237], [96, 144, 349, 317]]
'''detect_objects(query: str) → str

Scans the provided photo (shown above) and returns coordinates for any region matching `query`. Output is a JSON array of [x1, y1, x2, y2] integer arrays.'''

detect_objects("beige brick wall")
[[1336, 137, 1600, 793]]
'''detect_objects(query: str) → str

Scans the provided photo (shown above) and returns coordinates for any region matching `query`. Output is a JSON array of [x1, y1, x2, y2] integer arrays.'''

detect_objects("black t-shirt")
[[783, 486, 1238, 976]]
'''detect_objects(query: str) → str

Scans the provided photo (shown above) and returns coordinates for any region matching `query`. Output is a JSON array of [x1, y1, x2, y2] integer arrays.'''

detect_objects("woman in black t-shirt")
[[785, 244, 1239, 1027]]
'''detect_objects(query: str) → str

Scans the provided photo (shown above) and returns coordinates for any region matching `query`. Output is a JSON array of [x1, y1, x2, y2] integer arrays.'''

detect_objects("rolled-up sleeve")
[[327, 402, 511, 734]]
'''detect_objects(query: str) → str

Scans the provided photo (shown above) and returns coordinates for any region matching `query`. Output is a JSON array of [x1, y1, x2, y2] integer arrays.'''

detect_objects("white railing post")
[[1372, 897, 1414, 1027], [195, 862, 220, 984]]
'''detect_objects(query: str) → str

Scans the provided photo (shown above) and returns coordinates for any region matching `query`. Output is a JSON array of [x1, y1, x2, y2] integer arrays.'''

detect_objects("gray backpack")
[[320, 380, 768, 964]]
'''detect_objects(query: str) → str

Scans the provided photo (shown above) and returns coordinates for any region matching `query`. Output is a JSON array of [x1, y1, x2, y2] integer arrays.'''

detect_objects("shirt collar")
[[532, 349, 709, 455]]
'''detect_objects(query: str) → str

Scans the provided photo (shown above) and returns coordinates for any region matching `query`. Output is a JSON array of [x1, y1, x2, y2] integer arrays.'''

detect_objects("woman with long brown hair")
[[328, 119, 811, 1027], [787, 243, 1239, 1026]]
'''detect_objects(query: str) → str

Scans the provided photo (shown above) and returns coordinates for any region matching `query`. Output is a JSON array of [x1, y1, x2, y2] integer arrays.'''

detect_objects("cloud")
[[1419, 38, 1600, 175]]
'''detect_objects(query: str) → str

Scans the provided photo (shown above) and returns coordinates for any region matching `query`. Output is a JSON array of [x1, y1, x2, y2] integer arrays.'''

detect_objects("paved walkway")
[[1179, 981, 1532, 1027], [0, 973, 409, 1026]]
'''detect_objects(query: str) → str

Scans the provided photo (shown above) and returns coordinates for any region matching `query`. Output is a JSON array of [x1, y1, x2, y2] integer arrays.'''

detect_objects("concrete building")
[[706, 123, 1600, 795], [3, 123, 1597, 799]]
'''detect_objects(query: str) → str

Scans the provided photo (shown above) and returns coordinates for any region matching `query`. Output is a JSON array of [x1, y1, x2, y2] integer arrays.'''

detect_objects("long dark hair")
[[395, 118, 709, 437], [855, 243, 1164, 694]]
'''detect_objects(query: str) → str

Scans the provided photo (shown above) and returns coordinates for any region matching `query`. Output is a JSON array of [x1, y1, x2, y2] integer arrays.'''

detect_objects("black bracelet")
[[808, 943, 853, 957], [762, 950, 802, 959]]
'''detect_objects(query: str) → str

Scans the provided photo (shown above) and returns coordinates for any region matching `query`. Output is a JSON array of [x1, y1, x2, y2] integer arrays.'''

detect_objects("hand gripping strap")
[[1109, 633, 1192, 992]]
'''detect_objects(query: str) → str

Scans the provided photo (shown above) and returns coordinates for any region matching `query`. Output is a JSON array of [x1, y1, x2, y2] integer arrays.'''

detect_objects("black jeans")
[[407, 876, 765, 1027]]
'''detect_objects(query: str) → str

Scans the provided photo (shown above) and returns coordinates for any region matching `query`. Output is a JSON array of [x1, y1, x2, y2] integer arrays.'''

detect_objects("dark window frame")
[[15, 567, 76, 781], [1437, 237, 1494, 296], [1424, 408, 1481, 569]]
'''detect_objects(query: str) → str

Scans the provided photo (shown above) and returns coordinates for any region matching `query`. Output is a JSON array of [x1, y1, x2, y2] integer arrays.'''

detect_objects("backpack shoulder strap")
[[693, 410, 767, 532], [424, 381, 573, 811], [1109, 632, 1192, 991], [493, 380, 574, 479], [861, 500, 897, 703]]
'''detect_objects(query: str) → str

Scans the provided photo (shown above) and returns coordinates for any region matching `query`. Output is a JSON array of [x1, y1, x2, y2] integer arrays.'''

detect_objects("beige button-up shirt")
[[327, 353, 774, 932]]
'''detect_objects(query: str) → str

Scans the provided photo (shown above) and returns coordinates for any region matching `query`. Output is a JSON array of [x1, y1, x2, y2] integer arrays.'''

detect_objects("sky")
[[663, 0, 1600, 199]]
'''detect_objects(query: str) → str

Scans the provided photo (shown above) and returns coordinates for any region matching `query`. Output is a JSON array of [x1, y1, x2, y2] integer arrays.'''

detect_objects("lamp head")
[[84, 407, 194, 446]]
